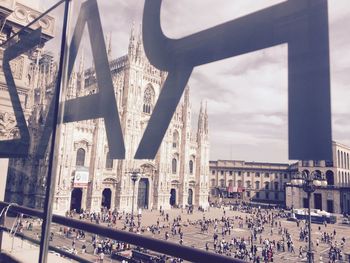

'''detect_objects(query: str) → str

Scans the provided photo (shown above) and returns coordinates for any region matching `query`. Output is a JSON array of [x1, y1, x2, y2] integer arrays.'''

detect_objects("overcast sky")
[[38, 0, 350, 163]]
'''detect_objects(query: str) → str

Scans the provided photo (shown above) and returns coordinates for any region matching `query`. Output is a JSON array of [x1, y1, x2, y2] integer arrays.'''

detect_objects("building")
[[210, 141, 350, 214], [286, 141, 350, 214], [0, 0, 55, 204], [209, 160, 291, 205], [3, 18, 210, 213]]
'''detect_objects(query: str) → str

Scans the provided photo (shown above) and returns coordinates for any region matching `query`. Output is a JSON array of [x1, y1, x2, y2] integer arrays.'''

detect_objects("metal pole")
[[291, 185, 294, 210], [307, 191, 313, 263], [131, 178, 135, 229], [38, 0, 72, 262]]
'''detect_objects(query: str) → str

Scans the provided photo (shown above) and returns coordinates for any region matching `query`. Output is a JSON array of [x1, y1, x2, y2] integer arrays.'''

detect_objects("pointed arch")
[[189, 160, 194, 174], [172, 130, 179, 148], [172, 158, 177, 174], [143, 84, 155, 114], [105, 151, 113, 169], [76, 148, 85, 166]]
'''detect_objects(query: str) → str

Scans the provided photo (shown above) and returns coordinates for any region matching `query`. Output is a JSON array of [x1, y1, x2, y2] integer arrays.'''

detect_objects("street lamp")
[[291, 170, 327, 263], [128, 169, 140, 230]]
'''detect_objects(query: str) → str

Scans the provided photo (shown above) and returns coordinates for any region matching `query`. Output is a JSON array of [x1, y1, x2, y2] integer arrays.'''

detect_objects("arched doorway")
[[70, 188, 83, 212], [188, 189, 193, 205], [101, 188, 112, 209], [170, 189, 176, 206], [137, 178, 149, 209], [326, 170, 334, 186]]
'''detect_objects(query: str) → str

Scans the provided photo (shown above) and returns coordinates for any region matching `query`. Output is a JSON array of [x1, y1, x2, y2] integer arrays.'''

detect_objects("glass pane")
[[1, 0, 67, 261], [1, 0, 350, 263]]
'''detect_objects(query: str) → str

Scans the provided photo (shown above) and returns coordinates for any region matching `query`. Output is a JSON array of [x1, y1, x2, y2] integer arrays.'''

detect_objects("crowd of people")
[[10, 202, 350, 262]]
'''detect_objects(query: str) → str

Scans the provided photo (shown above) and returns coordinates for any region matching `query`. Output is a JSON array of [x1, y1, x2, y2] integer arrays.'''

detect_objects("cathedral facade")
[[4, 23, 210, 214]]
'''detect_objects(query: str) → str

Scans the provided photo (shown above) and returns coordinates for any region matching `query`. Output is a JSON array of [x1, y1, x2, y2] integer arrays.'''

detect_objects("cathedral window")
[[143, 84, 155, 114], [172, 131, 179, 148], [172, 158, 177, 174], [189, 160, 194, 174], [76, 148, 85, 166], [105, 152, 113, 169]]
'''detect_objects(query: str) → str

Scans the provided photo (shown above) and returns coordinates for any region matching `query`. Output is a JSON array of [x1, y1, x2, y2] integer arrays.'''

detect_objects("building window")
[[284, 173, 288, 179], [265, 192, 269, 199], [211, 170, 215, 175], [264, 182, 269, 190], [189, 160, 193, 174], [105, 152, 113, 169], [238, 171, 241, 176], [274, 192, 279, 200], [326, 161, 333, 167], [237, 180, 242, 187], [255, 172, 260, 177], [143, 85, 155, 114], [246, 172, 250, 177], [274, 182, 279, 191], [256, 192, 260, 199], [302, 160, 309, 167], [172, 131, 179, 148], [220, 179, 225, 187], [246, 181, 251, 188], [264, 173, 269, 178], [221, 170, 224, 175], [255, 181, 260, 190], [229, 171, 233, 176], [172, 158, 177, 174], [228, 180, 233, 187], [76, 148, 85, 166], [314, 160, 321, 167], [246, 191, 251, 198]]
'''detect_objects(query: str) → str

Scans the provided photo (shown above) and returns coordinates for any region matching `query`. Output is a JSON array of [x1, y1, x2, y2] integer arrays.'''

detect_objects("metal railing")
[[0, 201, 244, 263], [0, 225, 91, 263]]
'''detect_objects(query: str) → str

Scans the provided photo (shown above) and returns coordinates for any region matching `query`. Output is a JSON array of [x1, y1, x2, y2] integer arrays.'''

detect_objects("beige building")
[[2, 5, 210, 213], [209, 160, 291, 205], [210, 141, 350, 214]]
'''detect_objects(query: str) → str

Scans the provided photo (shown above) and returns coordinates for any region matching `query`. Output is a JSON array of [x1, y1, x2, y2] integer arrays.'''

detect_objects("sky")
[[36, 0, 350, 163]]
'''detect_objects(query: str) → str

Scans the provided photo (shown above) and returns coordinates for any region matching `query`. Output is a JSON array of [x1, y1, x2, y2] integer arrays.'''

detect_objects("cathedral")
[[4, 24, 210, 214]]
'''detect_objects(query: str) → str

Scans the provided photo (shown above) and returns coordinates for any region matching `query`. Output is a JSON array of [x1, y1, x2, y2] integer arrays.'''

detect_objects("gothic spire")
[[128, 21, 137, 59], [107, 31, 112, 59], [138, 23, 142, 42], [79, 49, 85, 74], [204, 100, 209, 134], [184, 86, 190, 106], [197, 101, 205, 139]]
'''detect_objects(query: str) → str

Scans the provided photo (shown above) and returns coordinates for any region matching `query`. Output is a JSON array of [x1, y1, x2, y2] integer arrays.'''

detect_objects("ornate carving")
[[0, 112, 19, 139], [9, 56, 24, 79], [7, 2, 55, 37]]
